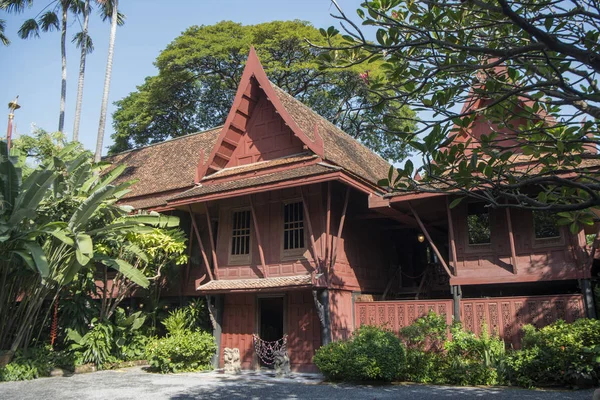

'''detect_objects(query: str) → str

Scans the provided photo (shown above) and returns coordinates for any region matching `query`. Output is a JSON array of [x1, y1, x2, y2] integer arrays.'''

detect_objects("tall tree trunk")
[[58, 2, 68, 133], [72, 0, 90, 142], [95, 0, 118, 162]]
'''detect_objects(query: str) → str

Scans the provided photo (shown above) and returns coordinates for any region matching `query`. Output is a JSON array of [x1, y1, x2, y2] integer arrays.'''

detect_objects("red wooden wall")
[[450, 202, 585, 285], [460, 294, 585, 348], [287, 291, 322, 371], [355, 299, 454, 333], [354, 294, 585, 348], [221, 294, 256, 369], [226, 96, 305, 167], [220, 291, 321, 371]]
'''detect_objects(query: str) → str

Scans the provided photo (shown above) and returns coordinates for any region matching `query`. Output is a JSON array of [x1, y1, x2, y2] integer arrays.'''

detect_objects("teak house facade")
[[108, 49, 598, 371]]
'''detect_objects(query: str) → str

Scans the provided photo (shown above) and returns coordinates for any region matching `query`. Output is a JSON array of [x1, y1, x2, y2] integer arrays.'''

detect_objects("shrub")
[[67, 320, 115, 368], [398, 312, 448, 383], [162, 300, 208, 336], [313, 325, 405, 382], [506, 319, 600, 387], [0, 346, 75, 382], [443, 324, 506, 386], [146, 330, 216, 373]]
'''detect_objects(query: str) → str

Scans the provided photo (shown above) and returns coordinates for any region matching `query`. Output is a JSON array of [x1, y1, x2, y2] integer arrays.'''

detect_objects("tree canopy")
[[320, 0, 600, 229], [109, 20, 415, 162]]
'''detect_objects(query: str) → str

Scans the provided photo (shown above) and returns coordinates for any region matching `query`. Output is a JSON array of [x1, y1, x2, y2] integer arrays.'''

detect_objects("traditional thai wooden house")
[[108, 48, 598, 371]]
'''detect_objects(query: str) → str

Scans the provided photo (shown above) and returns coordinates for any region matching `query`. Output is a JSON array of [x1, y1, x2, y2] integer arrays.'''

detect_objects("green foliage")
[[67, 320, 115, 368], [113, 308, 149, 361], [443, 324, 506, 386], [398, 312, 448, 383], [313, 325, 405, 382], [110, 20, 415, 162], [0, 346, 75, 382], [506, 319, 600, 387], [396, 312, 505, 386], [146, 331, 216, 374], [162, 300, 208, 336], [324, 0, 600, 214]]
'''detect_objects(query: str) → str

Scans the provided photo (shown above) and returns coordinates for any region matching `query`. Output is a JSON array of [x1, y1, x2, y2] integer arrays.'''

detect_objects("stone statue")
[[223, 347, 241, 374], [273, 349, 290, 377]]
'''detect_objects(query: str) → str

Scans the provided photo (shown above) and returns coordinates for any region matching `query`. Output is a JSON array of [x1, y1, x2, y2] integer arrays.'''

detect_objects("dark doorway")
[[257, 296, 285, 369], [258, 297, 284, 342]]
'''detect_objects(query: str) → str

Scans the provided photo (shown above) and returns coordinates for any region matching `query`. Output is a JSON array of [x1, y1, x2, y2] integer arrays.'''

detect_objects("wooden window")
[[533, 211, 560, 239], [231, 210, 251, 256], [283, 201, 305, 251], [467, 203, 491, 245]]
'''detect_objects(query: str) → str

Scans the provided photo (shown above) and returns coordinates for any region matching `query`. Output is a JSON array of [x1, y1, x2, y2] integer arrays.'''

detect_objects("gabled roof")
[[196, 47, 391, 186], [108, 49, 393, 209]]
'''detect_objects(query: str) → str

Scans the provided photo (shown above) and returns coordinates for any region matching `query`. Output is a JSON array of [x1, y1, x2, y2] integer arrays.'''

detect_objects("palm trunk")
[[58, 2, 67, 133], [72, 0, 90, 142], [95, 0, 118, 162]]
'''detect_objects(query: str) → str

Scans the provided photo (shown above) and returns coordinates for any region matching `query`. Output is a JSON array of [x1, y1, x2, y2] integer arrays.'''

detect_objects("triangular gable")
[[196, 47, 324, 182]]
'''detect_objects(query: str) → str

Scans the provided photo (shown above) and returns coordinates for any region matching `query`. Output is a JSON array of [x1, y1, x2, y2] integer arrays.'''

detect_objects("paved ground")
[[0, 366, 596, 400]]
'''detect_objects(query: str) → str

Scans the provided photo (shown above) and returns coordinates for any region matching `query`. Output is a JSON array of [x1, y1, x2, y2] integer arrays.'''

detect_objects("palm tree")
[[71, 0, 92, 142], [0, 19, 10, 45], [1, 0, 78, 133], [94, 0, 119, 162]]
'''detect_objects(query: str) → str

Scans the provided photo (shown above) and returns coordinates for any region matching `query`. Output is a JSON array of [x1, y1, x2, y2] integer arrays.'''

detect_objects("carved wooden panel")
[[354, 294, 585, 349]]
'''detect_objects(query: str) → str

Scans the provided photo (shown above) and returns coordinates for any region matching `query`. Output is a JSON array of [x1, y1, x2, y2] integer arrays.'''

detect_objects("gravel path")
[[0, 366, 595, 400]]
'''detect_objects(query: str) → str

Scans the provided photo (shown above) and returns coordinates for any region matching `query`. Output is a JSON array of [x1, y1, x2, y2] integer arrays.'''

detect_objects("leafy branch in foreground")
[[318, 0, 600, 221]]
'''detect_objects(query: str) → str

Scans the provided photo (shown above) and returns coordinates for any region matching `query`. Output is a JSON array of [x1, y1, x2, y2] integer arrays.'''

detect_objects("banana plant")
[[0, 140, 180, 356]]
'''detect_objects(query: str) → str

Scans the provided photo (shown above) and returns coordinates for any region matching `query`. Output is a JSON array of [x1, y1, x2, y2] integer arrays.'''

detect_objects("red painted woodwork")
[[354, 294, 585, 348], [287, 291, 321, 371], [450, 202, 584, 285], [226, 96, 305, 167], [329, 290, 353, 341], [198, 47, 324, 180], [354, 299, 454, 334], [221, 294, 256, 369], [460, 294, 585, 348]]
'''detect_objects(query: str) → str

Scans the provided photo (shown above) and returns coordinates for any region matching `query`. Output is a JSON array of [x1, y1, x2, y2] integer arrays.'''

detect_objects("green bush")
[[506, 319, 600, 387], [398, 312, 448, 383], [0, 346, 75, 382], [161, 300, 208, 336], [397, 313, 506, 386], [313, 325, 405, 382], [67, 320, 115, 368], [443, 324, 506, 386], [146, 330, 216, 373]]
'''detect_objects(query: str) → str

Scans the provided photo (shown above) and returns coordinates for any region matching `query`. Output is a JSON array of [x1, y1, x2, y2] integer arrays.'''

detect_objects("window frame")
[[531, 211, 565, 248], [228, 207, 253, 265], [465, 202, 492, 247], [280, 199, 308, 260]]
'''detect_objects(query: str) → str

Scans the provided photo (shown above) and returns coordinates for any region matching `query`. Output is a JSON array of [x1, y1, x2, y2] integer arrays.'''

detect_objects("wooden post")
[[582, 279, 597, 319], [204, 203, 220, 279], [446, 197, 459, 276], [505, 208, 518, 274], [300, 186, 320, 271], [331, 186, 351, 270], [188, 205, 214, 281], [325, 182, 332, 273], [249, 195, 268, 278], [452, 285, 462, 322], [186, 218, 194, 283], [408, 202, 453, 277]]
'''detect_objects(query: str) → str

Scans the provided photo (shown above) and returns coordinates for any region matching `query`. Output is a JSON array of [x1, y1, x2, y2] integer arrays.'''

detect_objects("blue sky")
[[1, 0, 365, 156]]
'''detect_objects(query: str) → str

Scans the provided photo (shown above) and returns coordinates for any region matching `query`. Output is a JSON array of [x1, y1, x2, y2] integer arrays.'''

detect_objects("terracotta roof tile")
[[105, 127, 221, 199], [169, 163, 337, 201], [197, 275, 312, 293]]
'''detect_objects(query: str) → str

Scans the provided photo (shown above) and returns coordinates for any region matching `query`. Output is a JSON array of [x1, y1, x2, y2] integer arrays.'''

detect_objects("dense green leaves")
[[322, 0, 600, 220]]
